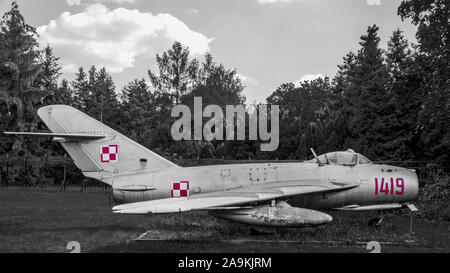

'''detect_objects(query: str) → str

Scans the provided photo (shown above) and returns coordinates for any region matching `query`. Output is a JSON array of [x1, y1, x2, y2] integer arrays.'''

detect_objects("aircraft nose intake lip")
[[412, 171, 420, 198]]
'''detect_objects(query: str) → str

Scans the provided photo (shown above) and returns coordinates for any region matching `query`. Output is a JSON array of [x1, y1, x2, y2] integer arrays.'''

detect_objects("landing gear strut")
[[368, 211, 384, 227]]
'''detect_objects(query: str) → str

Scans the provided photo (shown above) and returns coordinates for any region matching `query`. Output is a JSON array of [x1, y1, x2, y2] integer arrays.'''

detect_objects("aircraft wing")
[[112, 180, 358, 214]]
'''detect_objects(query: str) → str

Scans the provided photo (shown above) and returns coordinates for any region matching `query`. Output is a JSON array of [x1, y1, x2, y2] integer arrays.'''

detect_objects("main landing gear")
[[368, 211, 384, 227]]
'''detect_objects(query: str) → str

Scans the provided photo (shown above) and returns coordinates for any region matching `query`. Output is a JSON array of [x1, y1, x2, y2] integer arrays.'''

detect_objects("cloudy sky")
[[0, 0, 416, 103]]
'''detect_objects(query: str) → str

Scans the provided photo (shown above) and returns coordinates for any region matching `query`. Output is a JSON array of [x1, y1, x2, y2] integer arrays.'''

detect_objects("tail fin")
[[37, 105, 178, 183]]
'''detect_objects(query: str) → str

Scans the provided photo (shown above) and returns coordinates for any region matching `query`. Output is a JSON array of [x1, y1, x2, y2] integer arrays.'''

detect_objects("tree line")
[[0, 0, 449, 171]]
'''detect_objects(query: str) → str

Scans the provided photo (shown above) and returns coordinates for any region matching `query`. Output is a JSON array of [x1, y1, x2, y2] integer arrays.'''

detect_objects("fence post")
[[5, 154, 9, 186], [409, 212, 414, 237], [42, 154, 47, 189], [44, 154, 47, 178], [63, 154, 67, 191], [24, 155, 27, 187]]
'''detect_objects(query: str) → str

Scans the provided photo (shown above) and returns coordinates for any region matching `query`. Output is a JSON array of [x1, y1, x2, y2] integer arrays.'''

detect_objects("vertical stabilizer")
[[37, 105, 178, 183]]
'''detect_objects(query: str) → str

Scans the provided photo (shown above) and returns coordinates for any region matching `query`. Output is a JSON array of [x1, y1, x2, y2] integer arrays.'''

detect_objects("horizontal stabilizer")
[[3, 131, 105, 141]]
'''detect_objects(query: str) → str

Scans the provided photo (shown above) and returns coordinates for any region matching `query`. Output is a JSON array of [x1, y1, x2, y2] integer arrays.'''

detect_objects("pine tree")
[[71, 67, 89, 111], [120, 79, 156, 147], [327, 52, 358, 151], [72, 66, 119, 127], [85, 65, 98, 116], [338, 25, 394, 160], [399, 0, 450, 169], [0, 1, 40, 93], [92, 67, 119, 126], [0, 1, 46, 155], [54, 79, 73, 105], [34, 44, 61, 91], [386, 29, 422, 160], [34, 44, 65, 106], [148, 41, 199, 103]]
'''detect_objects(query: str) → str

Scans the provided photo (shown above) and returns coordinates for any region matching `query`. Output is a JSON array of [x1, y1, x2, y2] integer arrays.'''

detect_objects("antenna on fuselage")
[[310, 148, 324, 166]]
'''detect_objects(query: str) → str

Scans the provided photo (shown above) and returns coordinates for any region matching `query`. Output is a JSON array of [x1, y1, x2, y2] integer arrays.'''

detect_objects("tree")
[[72, 66, 119, 128], [266, 79, 333, 160], [0, 1, 40, 91], [398, 0, 450, 168], [179, 53, 246, 159], [327, 52, 358, 152], [34, 44, 67, 106], [120, 79, 157, 147], [148, 41, 199, 103], [181, 53, 245, 106], [334, 25, 394, 160], [34, 44, 61, 91], [87, 67, 119, 127], [0, 1, 46, 155], [385, 29, 422, 160], [71, 67, 89, 111], [54, 79, 73, 105]]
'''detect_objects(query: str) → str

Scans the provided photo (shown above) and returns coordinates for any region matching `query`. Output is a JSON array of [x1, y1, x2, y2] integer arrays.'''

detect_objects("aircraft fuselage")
[[109, 162, 419, 210]]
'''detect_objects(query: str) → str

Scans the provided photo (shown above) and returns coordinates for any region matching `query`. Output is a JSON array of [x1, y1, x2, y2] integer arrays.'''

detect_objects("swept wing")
[[113, 180, 358, 214]]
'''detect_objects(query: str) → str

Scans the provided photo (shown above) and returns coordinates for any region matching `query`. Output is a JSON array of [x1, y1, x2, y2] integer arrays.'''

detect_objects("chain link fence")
[[0, 155, 107, 191]]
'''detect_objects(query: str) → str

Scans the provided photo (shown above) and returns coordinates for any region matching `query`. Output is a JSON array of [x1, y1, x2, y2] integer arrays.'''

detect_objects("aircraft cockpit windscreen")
[[307, 150, 373, 166], [358, 154, 372, 165], [326, 152, 357, 165]]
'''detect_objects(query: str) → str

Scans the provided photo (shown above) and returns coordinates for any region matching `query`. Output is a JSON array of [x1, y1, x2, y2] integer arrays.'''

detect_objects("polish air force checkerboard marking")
[[101, 144, 118, 163], [172, 181, 189, 198]]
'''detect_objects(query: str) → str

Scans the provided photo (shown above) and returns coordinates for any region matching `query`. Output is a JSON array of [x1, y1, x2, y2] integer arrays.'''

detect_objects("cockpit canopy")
[[306, 149, 372, 166]]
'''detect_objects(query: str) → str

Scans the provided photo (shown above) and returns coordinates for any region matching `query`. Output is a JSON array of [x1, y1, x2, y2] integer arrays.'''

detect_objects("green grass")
[[0, 188, 448, 253]]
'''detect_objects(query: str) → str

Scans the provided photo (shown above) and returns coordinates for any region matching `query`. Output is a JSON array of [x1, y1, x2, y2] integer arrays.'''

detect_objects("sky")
[[0, 0, 417, 103]]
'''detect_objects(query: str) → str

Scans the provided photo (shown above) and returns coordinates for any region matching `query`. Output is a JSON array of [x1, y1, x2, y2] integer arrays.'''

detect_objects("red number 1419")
[[375, 178, 404, 195]]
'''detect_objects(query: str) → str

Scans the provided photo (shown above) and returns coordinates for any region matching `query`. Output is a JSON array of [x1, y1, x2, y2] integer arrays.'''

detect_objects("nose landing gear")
[[368, 211, 384, 227]]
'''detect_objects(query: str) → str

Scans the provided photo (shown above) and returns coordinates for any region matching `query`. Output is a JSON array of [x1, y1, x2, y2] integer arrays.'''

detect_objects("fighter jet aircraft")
[[4, 105, 419, 227]]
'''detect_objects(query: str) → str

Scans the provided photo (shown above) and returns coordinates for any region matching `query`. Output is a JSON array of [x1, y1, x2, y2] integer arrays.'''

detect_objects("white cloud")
[[294, 73, 324, 85], [66, 0, 81, 5], [38, 4, 212, 73], [366, 0, 381, 6], [237, 73, 259, 85], [257, 0, 303, 4], [66, 0, 138, 5], [95, 0, 139, 3]]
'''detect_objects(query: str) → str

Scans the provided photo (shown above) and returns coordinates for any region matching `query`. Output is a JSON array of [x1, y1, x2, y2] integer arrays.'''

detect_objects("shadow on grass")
[[0, 224, 143, 234]]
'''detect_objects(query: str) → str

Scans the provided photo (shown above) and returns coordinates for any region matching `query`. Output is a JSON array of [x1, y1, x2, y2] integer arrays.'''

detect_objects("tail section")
[[37, 105, 178, 183]]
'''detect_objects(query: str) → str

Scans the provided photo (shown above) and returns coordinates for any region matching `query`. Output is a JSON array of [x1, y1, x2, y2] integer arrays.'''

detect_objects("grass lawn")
[[0, 188, 448, 253]]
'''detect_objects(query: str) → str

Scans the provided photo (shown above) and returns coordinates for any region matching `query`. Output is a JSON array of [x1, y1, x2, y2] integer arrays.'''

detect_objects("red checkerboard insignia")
[[100, 144, 118, 163], [171, 181, 189, 198]]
